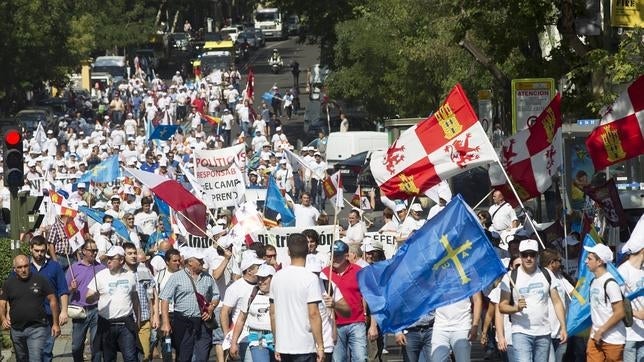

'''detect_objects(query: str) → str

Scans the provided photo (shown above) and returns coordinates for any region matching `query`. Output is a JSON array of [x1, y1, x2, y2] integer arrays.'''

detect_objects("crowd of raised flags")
[[1, 72, 642, 361]]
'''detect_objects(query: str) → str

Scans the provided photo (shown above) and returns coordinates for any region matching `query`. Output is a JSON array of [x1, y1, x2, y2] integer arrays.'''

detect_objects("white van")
[[325, 131, 389, 168]]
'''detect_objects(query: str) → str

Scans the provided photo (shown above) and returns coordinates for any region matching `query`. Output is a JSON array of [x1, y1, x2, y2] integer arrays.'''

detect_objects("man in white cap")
[[220, 109, 234, 147], [498, 239, 567, 361], [618, 214, 644, 362], [585, 243, 626, 361], [220, 250, 265, 360], [86, 246, 141, 362], [95, 223, 114, 263], [397, 203, 426, 242], [45, 129, 58, 156], [271, 127, 288, 151], [69, 183, 89, 205], [275, 158, 294, 195]]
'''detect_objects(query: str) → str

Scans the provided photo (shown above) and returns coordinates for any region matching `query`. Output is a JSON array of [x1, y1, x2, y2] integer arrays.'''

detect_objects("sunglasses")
[[520, 252, 537, 259], [265, 254, 277, 258]]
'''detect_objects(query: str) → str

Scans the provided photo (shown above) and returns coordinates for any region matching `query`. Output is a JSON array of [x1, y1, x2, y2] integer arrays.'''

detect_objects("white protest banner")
[[365, 231, 398, 259], [194, 144, 247, 208], [256, 225, 339, 264]]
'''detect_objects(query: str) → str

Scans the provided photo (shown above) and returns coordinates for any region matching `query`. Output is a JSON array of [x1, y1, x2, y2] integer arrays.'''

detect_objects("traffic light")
[[3, 127, 24, 188]]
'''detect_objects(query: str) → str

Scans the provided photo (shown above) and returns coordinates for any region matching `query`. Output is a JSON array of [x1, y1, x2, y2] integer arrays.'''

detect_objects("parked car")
[[286, 15, 301, 35], [253, 28, 266, 47], [93, 56, 127, 83], [14, 107, 54, 132], [221, 26, 242, 42]]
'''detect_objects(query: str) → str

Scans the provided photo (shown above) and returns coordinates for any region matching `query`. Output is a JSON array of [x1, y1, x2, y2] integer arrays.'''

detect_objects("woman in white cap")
[[229, 264, 276, 362]]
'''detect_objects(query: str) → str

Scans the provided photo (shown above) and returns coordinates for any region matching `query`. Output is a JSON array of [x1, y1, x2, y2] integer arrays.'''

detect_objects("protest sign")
[[194, 145, 247, 208]]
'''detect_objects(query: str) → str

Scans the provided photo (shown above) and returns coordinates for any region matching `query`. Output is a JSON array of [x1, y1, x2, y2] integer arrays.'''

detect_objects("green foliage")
[[325, 0, 643, 123], [0, 239, 29, 282]]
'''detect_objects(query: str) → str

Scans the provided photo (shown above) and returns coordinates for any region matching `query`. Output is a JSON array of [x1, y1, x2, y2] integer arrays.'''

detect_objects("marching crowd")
[[0, 62, 641, 362]]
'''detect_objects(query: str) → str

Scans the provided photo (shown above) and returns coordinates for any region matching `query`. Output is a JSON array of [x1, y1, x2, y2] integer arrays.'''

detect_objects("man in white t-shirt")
[[86, 246, 140, 361], [431, 292, 482, 362], [269, 233, 324, 361], [488, 190, 519, 233], [618, 216, 644, 362], [585, 243, 626, 361], [541, 248, 574, 362], [498, 239, 567, 361], [341, 209, 367, 244], [292, 192, 320, 227], [220, 251, 264, 361]]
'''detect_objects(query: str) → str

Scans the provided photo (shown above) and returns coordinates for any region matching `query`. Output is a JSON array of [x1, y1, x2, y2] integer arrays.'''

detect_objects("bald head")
[[13, 255, 31, 279]]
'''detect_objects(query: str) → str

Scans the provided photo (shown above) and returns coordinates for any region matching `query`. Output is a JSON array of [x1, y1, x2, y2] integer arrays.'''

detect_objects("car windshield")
[[255, 13, 277, 22], [173, 33, 187, 40]]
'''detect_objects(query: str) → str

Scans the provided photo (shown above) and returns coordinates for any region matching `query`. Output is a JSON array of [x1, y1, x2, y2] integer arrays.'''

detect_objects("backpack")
[[508, 266, 552, 306], [601, 278, 634, 328]]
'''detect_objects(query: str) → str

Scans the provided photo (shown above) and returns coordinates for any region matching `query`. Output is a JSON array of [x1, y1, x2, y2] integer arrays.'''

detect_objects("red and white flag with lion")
[[371, 83, 497, 200]]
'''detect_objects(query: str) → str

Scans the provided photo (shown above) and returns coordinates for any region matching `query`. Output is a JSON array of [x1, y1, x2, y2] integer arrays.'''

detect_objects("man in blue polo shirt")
[[29, 235, 70, 362]]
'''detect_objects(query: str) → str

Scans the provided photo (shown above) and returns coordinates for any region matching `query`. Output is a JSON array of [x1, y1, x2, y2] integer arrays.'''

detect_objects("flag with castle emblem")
[[370, 84, 497, 200], [586, 75, 644, 170], [357, 194, 505, 333], [489, 94, 562, 207]]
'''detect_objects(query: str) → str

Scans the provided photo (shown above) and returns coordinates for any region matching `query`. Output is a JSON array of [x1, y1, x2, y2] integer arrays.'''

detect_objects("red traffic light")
[[4, 129, 21, 146]]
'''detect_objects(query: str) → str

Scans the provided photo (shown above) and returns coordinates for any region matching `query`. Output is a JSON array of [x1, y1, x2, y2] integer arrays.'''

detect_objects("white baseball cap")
[[410, 203, 423, 212], [256, 264, 276, 277], [584, 244, 614, 263], [240, 250, 264, 271], [105, 246, 124, 257], [518, 239, 539, 253]]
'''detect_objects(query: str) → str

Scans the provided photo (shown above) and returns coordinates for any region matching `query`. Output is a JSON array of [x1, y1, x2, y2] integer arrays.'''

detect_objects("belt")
[[249, 328, 272, 334], [406, 322, 434, 332]]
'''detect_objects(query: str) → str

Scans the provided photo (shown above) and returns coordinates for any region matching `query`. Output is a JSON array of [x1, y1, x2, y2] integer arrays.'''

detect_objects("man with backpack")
[[584, 243, 626, 361], [498, 239, 568, 361]]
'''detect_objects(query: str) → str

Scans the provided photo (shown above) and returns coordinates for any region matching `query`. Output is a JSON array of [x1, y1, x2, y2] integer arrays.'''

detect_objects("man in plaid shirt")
[[47, 215, 73, 271], [123, 242, 158, 362]]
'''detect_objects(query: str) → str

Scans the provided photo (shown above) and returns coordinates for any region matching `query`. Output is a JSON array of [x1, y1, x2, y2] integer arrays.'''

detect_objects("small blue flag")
[[265, 176, 295, 227], [150, 125, 180, 141], [566, 235, 625, 336], [358, 195, 505, 333], [261, 92, 274, 103], [155, 196, 173, 234], [78, 155, 120, 184], [78, 206, 131, 242]]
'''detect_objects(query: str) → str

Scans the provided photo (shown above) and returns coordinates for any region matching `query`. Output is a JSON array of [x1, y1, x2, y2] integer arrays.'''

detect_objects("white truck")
[[253, 7, 285, 40]]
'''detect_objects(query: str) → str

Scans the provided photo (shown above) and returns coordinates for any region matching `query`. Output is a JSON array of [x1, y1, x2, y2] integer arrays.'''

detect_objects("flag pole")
[[492, 158, 547, 249], [342, 198, 374, 227], [473, 190, 493, 210], [560, 129, 569, 273], [328, 208, 338, 296], [175, 210, 225, 249]]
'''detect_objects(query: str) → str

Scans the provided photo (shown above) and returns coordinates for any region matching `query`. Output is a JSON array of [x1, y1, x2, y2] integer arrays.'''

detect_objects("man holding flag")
[[498, 239, 567, 360]]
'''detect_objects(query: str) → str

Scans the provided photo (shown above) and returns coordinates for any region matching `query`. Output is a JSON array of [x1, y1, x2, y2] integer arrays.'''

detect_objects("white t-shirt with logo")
[[500, 267, 555, 336], [89, 268, 136, 319], [618, 261, 644, 342], [222, 278, 256, 328], [589, 272, 626, 344]]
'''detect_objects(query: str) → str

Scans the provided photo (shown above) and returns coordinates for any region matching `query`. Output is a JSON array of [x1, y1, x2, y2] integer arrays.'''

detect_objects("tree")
[[327, 0, 643, 126]]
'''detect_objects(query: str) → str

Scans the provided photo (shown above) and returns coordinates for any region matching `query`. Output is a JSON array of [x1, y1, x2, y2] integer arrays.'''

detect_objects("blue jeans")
[[624, 340, 644, 362], [431, 328, 470, 362], [403, 326, 433, 362], [102, 323, 139, 362], [512, 333, 551, 362], [10, 324, 49, 362], [333, 323, 367, 362], [548, 338, 567, 362], [249, 345, 276, 362], [71, 307, 100, 362]]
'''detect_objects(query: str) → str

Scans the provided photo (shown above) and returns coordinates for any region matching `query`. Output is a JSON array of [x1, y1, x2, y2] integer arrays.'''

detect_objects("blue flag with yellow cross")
[[77, 155, 120, 184], [357, 194, 505, 333]]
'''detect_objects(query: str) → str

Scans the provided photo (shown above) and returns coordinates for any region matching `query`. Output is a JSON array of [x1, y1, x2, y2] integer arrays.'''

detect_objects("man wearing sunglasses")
[[66, 241, 106, 362], [498, 239, 567, 361]]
